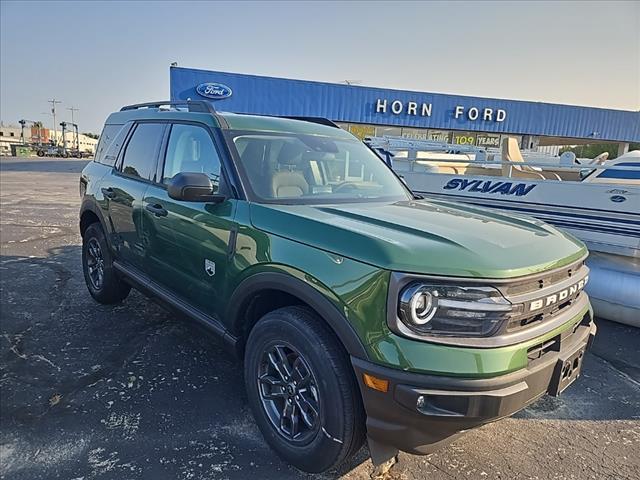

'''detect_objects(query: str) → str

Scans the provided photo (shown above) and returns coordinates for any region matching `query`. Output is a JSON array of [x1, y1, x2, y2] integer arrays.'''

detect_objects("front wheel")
[[82, 223, 130, 304], [244, 306, 365, 473]]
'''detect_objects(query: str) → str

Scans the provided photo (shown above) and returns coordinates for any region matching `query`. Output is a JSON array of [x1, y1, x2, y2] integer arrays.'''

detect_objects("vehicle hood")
[[249, 199, 587, 278]]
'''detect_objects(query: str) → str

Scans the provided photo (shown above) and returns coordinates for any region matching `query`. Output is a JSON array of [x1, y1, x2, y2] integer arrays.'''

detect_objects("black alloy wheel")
[[244, 306, 366, 473], [85, 237, 105, 291], [257, 343, 320, 444], [82, 223, 130, 304]]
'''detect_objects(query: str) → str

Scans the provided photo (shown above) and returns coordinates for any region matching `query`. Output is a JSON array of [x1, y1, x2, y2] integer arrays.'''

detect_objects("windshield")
[[227, 130, 412, 204]]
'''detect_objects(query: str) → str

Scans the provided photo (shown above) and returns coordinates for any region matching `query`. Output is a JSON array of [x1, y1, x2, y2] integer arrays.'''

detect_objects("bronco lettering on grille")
[[528, 275, 589, 312]]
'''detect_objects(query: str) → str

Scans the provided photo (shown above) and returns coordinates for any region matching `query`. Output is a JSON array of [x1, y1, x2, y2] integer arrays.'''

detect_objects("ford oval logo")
[[196, 82, 232, 99], [610, 195, 626, 203]]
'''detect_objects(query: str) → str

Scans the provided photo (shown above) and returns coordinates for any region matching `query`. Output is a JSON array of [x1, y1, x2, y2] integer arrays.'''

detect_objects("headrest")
[[502, 137, 524, 163], [276, 142, 302, 165]]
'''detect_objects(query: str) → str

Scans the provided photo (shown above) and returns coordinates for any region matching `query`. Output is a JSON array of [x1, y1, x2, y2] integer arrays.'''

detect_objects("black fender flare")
[[226, 271, 369, 360], [79, 199, 112, 242]]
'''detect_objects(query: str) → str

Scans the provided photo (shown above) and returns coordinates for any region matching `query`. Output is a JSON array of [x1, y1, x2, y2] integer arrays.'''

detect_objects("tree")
[[82, 132, 99, 139], [560, 143, 639, 160]]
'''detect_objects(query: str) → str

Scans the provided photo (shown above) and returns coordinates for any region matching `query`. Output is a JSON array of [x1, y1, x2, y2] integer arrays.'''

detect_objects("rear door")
[[104, 122, 166, 269], [142, 122, 237, 319]]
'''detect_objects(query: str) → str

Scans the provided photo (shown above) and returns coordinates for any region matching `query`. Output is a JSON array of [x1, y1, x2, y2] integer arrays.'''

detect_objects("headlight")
[[397, 283, 514, 337], [399, 284, 439, 325]]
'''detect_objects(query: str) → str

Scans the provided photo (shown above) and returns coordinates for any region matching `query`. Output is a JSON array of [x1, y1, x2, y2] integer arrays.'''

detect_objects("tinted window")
[[94, 124, 121, 166], [163, 124, 221, 190], [120, 123, 165, 180], [597, 162, 640, 180]]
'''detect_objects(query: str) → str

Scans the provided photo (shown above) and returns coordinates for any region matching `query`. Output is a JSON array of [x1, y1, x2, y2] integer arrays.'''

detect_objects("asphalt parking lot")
[[1, 156, 639, 480]]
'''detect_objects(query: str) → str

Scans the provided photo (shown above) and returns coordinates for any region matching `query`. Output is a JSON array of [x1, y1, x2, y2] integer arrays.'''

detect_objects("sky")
[[1, 0, 638, 133]]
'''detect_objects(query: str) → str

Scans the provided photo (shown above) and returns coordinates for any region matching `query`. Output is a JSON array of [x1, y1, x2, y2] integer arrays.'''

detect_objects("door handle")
[[145, 203, 168, 217], [101, 187, 116, 199]]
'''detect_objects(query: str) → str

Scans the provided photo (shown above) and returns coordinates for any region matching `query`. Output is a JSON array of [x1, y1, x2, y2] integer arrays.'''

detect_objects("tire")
[[244, 306, 365, 473], [82, 223, 130, 304], [36, 150, 44, 157]]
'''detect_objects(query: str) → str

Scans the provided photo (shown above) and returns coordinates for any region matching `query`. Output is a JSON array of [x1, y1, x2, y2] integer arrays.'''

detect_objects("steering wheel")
[[333, 182, 361, 193]]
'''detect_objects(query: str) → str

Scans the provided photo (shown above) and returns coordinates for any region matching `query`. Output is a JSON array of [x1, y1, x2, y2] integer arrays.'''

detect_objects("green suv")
[[80, 101, 596, 473]]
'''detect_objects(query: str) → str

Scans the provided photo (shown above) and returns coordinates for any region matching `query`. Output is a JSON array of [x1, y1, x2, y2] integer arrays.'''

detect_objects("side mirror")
[[167, 172, 226, 203]]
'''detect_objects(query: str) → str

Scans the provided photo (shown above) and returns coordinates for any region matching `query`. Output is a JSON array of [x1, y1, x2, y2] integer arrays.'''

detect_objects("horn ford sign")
[[196, 82, 233, 99], [375, 99, 507, 122], [444, 178, 536, 196]]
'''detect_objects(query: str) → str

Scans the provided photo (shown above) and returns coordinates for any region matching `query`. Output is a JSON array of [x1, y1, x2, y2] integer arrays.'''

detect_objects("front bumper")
[[352, 313, 596, 460]]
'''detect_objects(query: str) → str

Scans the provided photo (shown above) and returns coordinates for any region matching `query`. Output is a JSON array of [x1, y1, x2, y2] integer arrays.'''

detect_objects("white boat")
[[366, 136, 640, 326]]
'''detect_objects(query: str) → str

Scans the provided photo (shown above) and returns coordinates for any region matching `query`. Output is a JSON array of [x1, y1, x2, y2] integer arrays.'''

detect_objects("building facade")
[[0, 124, 24, 155], [170, 67, 639, 153], [48, 130, 99, 153], [0, 122, 98, 155]]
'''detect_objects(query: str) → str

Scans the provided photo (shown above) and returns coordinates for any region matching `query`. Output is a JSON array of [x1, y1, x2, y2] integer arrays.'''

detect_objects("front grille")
[[501, 260, 585, 297], [506, 293, 581, 332], [496, 258, 588, 334]]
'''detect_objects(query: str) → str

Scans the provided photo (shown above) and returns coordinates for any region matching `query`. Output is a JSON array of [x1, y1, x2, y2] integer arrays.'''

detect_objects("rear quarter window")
[[94, 124, 124, 166]]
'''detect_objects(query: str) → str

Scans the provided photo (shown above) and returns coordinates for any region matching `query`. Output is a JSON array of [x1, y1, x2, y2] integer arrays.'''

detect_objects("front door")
[[142, 122, 236, 319], [105, 122, 166, 268]]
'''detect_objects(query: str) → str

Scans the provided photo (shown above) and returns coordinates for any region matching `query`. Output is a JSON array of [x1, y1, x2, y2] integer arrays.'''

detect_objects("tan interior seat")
[[271, 170, 309, 198], [501, 138, 549, 180]]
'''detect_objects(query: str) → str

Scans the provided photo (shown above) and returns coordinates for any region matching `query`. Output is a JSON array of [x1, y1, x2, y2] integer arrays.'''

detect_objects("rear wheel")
[[244, 306, 365, 473], [82, 223, 130, 304]]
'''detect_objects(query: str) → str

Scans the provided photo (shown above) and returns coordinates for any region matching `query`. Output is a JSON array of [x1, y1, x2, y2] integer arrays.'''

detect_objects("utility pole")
[[48, 99, 62, 146], [67, 106, 79, 125]]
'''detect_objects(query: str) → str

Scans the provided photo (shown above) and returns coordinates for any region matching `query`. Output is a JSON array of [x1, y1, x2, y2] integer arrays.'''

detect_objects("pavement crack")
[[589, 351, 640, 389], [2, 332, 61, 372], [31, 354, 61, 372], [425, 458, 456, 479]]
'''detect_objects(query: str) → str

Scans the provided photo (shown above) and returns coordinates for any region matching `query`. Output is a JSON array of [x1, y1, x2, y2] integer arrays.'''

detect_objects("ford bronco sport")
[[80, 100, 596, 473]]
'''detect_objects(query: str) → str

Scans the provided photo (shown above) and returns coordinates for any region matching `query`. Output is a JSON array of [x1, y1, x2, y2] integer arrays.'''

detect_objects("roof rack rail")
[[284, 116, 340, 129], [119, 100, 217, 114]]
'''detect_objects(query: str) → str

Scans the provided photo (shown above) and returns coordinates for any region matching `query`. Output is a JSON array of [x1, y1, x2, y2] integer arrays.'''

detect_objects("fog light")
[[416, 395, 425, 409]]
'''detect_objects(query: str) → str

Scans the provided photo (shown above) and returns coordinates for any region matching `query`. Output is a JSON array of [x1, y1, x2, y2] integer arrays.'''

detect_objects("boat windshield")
[[227, 130, 412, 204]]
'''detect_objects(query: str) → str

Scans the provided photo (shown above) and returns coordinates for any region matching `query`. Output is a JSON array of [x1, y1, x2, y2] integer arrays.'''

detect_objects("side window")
[[94, 124, 121, 166], [120, 123, 165, 181], [163, 124, 222, 191]]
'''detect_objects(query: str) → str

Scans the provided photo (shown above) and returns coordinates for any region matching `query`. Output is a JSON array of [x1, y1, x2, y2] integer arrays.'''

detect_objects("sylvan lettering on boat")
[[443, 178, 537, 196]]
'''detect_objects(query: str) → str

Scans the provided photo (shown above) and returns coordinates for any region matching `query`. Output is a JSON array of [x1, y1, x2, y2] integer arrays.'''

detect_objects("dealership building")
[[170, 66, 639, 156]]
